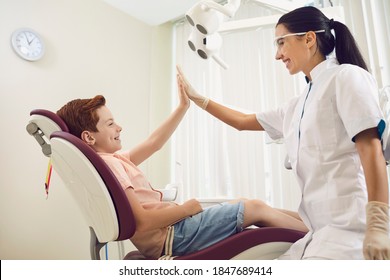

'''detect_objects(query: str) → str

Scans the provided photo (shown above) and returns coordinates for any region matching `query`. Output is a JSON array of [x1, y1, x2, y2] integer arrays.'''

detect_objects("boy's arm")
[[125, 187, 202, 232], [129, 75, 189, 166], [105, 157, 202, 230]]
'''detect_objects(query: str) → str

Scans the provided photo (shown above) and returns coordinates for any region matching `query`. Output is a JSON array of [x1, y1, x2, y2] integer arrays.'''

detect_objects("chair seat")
[[125, 227, 305, 260]]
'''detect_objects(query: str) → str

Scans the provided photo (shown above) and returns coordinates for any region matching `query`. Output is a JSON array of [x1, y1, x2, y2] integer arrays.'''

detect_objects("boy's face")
[[83, 105, 122, 153]]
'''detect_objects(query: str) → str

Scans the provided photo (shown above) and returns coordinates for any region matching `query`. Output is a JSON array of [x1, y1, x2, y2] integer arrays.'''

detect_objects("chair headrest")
[[30, 109, 69, 132], [27, 109, 70, 157]]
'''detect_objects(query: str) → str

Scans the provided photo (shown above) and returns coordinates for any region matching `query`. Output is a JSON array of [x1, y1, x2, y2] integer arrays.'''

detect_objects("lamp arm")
[[224, 0, 241, 16], [201, 0, 241, 18], [212, 54, 229, 70]]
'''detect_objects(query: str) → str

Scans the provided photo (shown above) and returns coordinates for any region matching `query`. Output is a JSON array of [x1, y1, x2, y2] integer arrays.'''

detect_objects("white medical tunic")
[[257, 58, 384, 259]]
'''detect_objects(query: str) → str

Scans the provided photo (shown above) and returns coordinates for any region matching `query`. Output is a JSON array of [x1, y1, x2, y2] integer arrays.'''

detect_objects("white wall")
[[0, 0, 173, 259]]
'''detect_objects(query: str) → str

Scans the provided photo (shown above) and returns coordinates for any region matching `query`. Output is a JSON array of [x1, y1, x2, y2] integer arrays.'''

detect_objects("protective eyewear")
[[274, 30, 325, 48]]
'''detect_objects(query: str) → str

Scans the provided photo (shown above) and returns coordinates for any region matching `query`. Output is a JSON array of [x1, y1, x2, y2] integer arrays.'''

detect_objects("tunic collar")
[[309, 57, 339, 83]]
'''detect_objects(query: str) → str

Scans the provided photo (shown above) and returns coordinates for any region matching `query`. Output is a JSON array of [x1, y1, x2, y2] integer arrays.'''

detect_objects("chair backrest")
[[50, 131, 136, 243]]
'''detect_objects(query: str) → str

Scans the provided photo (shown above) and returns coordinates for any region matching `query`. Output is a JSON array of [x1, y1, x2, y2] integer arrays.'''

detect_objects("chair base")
[[90, 227, 107, 260]]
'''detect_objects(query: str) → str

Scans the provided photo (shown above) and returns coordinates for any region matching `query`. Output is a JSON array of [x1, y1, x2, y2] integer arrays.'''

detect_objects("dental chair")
[[27, 109, 306, 260]]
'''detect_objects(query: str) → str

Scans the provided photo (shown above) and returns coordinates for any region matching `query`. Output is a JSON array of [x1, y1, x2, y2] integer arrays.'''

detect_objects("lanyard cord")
[[298, 82, 312, 139], [45, 158, 53, 199]]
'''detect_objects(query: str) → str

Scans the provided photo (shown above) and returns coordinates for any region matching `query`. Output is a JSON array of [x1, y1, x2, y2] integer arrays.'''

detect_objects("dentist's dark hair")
[[276, 6, 368, 71]]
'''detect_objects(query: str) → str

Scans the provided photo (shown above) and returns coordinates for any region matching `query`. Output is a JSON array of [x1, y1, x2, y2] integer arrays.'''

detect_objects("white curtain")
[[171, 0, 390, 209], [338, 0, 390, 88]]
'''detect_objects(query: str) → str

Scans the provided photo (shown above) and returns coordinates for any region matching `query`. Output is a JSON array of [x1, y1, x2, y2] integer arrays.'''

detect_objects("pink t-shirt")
[[98, 151, 177, 259]]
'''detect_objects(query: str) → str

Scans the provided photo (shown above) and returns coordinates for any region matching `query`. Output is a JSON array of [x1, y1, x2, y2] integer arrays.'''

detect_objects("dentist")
[[177, 6, 390, 259]]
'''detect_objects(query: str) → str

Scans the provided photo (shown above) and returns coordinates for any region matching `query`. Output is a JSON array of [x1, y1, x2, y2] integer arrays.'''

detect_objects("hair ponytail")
[[277, 6, 368, 71], [332, 21, 368, 71]]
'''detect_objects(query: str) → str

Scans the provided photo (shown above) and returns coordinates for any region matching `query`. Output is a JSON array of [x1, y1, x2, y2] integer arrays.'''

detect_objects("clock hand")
[[24, 32, 31, 45], [24, 32, 34, 45]]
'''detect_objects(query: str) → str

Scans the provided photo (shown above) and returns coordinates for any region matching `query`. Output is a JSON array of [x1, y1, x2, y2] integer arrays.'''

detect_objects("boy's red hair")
[[57, 95, 106, 138]]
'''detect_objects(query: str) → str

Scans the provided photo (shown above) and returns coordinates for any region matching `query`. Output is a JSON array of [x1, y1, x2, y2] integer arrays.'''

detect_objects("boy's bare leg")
[[242, 200, 308, 232], [275, 208, 302, 221]]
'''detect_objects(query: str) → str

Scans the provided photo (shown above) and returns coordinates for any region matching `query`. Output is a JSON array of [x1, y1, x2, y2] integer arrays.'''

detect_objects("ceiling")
[[102, 0, 201, 26], [101, 0, 316, 26]]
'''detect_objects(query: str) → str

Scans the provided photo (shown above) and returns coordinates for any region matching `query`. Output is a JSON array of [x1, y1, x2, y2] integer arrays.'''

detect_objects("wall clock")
[[11, 28, 45, 61]]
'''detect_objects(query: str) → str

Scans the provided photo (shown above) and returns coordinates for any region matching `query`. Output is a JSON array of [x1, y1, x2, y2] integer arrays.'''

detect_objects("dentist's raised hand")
[[176, 65, 209, 110]]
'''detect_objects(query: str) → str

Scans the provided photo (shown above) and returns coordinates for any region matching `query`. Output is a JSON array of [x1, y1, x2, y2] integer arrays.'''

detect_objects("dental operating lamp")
[[186, 0, 241, 69]]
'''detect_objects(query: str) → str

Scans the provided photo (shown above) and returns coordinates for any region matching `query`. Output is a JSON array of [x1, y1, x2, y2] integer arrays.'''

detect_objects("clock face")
[[11, 28, 45, 61]]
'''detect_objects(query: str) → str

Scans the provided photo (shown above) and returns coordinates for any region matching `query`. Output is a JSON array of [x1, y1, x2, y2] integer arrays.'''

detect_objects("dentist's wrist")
[[192, 96, 209, 110], [200, 98, 209, 110]]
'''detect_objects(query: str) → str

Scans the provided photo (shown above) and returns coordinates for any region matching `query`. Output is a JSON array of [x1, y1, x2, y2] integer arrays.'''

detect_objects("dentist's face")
[[274, 24, 310, 76], [87, 105, 122, 153]]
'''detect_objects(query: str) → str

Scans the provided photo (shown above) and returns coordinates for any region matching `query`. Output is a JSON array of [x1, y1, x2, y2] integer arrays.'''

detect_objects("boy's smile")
[[83, 105, 123, 153]]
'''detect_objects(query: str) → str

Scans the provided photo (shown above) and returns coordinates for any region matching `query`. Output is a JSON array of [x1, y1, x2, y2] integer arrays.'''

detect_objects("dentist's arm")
[[355, 127, 390, 260], [129, 74, 190, 166], [177, 65, 263, 131]]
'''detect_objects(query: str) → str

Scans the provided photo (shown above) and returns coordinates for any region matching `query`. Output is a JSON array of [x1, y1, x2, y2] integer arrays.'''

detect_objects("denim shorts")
[[172, 201, 245, 256]]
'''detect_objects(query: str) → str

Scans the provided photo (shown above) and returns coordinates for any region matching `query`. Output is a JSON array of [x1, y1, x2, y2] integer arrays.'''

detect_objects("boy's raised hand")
[[176, 72, 190, 110]]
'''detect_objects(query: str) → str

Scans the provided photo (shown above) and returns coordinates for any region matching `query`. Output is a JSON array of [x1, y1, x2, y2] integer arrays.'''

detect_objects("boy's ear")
[[81, 131, 95, 145]]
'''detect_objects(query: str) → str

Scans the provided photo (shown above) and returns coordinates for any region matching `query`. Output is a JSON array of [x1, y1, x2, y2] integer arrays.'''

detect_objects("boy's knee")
[[246, 199, 267, 209]]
